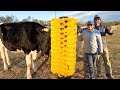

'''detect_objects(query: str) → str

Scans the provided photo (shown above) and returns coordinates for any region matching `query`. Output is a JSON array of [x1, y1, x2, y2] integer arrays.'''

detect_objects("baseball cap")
[[94, 15, 101, 20], [87, 20, 94, 25]]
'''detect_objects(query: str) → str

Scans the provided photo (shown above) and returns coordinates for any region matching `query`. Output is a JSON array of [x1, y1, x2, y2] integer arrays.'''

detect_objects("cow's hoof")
[[4, 66, 8, 71], [27, 75, 32, 79]]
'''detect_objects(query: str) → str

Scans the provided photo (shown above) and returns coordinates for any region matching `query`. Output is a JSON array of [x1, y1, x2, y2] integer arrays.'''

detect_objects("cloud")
[[62, 11, 120, 23], [63, 11, 81, 16], [73, 11, 102, 22], [74, 11, 101, 19]]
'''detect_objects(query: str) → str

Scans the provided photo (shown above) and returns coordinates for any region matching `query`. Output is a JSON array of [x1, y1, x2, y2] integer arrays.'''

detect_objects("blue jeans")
[[85, 53, 98, 79]]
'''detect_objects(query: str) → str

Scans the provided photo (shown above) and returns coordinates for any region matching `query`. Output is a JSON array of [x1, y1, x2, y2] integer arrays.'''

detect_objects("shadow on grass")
[[32, 57, 49, 78]]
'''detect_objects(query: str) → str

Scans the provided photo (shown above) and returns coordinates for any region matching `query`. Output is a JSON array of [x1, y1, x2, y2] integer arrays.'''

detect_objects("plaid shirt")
[[94, 25, 113, 48]]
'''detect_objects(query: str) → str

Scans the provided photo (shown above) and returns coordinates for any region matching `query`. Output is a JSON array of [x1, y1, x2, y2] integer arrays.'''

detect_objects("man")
[[94, 15, 114, 79], [79, 20, 103, 79]]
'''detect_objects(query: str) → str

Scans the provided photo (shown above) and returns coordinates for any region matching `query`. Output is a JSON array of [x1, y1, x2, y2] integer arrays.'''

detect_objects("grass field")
[[0, 25, 120, 79]]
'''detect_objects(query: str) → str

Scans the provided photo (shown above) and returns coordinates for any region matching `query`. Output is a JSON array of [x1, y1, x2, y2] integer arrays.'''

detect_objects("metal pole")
[[55, 11, 56, 18]]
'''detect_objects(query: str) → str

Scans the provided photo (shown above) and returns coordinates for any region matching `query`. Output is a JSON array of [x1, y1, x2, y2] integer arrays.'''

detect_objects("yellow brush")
[[51, 18, 77, 77]]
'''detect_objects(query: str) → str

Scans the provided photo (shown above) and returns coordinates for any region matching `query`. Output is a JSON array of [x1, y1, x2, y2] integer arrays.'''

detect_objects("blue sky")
[[0, 11, 120, 23], [0, 11, 73, 21]]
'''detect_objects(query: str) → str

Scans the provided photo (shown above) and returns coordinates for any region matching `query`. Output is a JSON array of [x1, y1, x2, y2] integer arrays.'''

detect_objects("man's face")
[[94, 17, 101, 25], [87, 24, 94, 30]]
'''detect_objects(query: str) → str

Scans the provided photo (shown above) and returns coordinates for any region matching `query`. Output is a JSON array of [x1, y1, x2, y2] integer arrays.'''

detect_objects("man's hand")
[[110, 26, 117, 33]]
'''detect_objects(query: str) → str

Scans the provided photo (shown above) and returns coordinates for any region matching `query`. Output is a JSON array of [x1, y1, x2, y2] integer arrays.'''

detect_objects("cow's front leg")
[[0, 46, 8, 70], [5, 48, 11, 65], [26, 53, 32, 79], [31, 50, 37, 72]]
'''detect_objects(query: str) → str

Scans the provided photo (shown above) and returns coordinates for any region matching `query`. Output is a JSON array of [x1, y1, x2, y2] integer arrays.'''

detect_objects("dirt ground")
[[0, 25, 120, 79]]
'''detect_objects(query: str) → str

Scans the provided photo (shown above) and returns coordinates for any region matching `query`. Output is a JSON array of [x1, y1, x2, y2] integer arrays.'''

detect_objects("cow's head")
[[40, 26, 51, 56]]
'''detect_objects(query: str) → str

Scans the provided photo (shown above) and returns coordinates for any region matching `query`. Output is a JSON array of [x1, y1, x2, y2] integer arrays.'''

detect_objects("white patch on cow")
[[42, 28, 49, 32], [0, 39, 10, 70], [31, 50, 37, 60], [0, 47, 8, 70], [0, 39, 3, 46], [10, 49, 24, 53], [25, 50, 38, 79], [16, 49, 24, 53], [5, 48, 11, 65], [31, 50, 37, 72], [0, 22, 3, 25], [26, 53, 32, 79]]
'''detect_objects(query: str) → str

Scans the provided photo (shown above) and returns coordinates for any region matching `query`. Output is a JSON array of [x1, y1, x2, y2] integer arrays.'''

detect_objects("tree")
[[32, 19, 39, 23], [22, 16, 32, 22], [0, 15, 18, 23], [38, 20, 45, 26], [0, 16, 5, 23], [46, 20, 50, 26]]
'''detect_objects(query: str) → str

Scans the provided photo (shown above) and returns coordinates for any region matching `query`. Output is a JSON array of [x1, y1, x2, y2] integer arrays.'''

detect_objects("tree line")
[[79, 21, 120, 27], [0, 15, 50, 26], [1, 15, 120, 26]]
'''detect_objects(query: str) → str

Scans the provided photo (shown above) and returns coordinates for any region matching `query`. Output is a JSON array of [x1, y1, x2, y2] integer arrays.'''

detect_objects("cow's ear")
[[42, 28, 49, 32]]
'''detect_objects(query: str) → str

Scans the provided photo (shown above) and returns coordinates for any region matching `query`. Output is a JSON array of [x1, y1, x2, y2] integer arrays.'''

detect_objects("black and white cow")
[[0, 22, 51, 79]]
